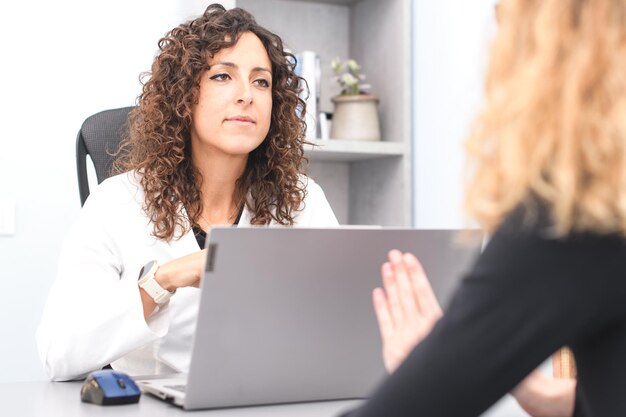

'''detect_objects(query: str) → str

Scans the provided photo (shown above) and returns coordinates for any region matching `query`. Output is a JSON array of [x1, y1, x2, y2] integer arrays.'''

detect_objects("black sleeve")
[[573, 382, 588, 417], [340, 217, 618, 417]]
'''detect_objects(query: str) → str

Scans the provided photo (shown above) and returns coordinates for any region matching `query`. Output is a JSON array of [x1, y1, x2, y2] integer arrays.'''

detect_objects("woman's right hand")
[[140, 249, 207, 319], [155, 249, 208, 290]]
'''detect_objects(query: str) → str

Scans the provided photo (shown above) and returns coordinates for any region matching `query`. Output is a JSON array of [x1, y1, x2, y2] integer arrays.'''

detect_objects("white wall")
[[412, 0, 496, 229], [0, 0, 233, 383]]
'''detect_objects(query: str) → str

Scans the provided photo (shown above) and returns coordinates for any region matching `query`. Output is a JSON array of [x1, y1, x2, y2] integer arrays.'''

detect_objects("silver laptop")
[[137, 227, 482, 410]]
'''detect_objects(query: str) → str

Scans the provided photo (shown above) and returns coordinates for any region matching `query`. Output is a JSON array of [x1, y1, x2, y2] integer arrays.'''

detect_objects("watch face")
[[138, 260, 157, 280]]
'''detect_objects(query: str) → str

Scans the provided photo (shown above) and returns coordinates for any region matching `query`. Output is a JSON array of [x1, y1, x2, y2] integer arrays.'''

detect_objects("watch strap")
[[138, 260, 174, 305], [140, 275, 173, 305]]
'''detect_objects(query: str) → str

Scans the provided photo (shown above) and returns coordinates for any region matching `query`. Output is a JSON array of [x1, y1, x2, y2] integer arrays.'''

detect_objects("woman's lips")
[[225, 116, 255, 124]]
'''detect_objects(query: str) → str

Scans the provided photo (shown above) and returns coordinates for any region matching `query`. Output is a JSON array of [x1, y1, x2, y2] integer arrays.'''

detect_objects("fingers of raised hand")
[[382, 258, 405, 323], [372, 287, 394, 342], [402, 252, 443, 321], [388, 249, 421, 319], [376, 254, 439, 374]]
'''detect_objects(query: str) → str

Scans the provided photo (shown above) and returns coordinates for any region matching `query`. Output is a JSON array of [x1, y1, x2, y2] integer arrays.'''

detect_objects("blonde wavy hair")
[[465, 0, 626, 236]]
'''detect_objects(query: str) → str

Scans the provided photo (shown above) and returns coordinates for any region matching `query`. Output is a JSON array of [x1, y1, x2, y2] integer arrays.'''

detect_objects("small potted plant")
[[330, 57, 381, 141]]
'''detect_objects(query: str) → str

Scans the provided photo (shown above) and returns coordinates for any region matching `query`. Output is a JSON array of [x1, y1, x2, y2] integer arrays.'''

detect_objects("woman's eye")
[[210, 73, 230, 81], [254, 78, 270, 88]]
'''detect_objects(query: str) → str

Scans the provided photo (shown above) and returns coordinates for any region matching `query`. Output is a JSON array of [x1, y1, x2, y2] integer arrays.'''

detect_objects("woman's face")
[[191, 31, 273, 159]]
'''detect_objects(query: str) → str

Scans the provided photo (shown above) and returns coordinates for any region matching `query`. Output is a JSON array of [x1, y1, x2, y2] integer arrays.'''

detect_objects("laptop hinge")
[[206, 243, 217, 272]]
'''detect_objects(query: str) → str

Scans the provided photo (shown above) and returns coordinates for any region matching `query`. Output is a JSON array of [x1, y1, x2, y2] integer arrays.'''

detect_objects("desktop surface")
[[0, 381, 362, 417]]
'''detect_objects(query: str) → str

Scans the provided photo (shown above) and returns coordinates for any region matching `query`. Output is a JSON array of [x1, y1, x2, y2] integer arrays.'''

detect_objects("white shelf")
[[304, 139, 405, 162], [239, 0, 412, 226]]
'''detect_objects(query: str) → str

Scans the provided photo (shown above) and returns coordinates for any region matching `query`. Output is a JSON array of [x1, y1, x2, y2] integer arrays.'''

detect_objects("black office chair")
[[76, 106, 134, 206], [76, 107, 134, 371]]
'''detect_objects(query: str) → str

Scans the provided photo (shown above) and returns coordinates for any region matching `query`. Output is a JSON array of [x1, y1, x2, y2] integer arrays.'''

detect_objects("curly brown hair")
[[114, 3, 309, 240]]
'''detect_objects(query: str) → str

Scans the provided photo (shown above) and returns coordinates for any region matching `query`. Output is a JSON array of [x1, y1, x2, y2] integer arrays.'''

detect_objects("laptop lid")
[[182, 227, 482, 410]]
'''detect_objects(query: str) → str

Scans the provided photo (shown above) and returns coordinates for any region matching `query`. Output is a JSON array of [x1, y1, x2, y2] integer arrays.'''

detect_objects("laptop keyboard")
[[165, 384, 187, 393]]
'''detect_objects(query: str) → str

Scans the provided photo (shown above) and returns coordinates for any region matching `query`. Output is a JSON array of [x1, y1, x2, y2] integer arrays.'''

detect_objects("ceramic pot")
[[330, 95, 381, 141]]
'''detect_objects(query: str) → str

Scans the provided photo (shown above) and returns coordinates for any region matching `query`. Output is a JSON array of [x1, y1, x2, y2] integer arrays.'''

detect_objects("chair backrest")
[[76, 107, 134, 206]]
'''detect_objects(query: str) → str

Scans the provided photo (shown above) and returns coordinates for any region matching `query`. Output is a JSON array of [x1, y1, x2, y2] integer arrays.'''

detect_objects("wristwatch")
[[137, 260, 174, 305]]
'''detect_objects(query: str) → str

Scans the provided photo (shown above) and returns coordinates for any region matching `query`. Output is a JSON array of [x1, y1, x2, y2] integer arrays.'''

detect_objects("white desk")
[[0, 381, 362, 417]]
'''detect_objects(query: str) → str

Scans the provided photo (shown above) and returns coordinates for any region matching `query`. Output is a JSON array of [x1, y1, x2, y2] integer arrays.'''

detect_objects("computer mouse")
[[80, 369, 141, 405]]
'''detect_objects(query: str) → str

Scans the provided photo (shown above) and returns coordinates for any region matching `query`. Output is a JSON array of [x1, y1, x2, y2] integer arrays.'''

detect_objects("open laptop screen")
[[176, 227, 482, 410]]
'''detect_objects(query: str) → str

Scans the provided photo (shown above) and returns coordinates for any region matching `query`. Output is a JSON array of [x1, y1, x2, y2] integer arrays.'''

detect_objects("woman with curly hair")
[[36, 3, 337, 381], [344, 0, 626, 416]]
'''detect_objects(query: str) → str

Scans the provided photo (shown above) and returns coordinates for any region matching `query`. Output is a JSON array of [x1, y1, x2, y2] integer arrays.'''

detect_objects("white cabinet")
[[237, 0, 412, 226]]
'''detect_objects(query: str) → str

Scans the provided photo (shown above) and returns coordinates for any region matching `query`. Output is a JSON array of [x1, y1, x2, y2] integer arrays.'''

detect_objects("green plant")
[[331, 57, 371, 95]]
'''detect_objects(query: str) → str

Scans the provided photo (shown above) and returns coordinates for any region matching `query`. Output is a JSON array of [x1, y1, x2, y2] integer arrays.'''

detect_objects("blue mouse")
[[80, 369, 141, 405]]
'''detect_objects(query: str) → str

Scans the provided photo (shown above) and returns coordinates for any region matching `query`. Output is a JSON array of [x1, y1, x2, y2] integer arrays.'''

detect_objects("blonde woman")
[[344, 0, 625, 416]]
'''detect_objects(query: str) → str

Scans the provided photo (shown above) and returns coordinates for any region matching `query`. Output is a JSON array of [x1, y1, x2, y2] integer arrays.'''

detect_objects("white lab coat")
[[36, 171, 338, 381]]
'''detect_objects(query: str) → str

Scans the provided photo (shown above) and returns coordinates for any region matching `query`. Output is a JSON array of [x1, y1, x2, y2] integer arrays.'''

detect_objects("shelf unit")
[[305, 140, 404, 162], [237, 0, 412, 226]]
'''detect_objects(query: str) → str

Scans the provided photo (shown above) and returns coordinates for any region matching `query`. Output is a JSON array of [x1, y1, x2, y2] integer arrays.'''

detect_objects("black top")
[[192, 207, 243, 249], [343, 206, 626, 417]]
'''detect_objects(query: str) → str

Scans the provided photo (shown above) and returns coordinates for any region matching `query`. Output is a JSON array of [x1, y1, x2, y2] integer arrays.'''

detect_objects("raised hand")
[[372, 249, 443, 373]]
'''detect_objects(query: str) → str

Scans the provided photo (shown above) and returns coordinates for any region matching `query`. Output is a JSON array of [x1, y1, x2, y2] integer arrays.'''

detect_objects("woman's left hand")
[[372, 249, 443, 374], [512, 370, 576, 417]]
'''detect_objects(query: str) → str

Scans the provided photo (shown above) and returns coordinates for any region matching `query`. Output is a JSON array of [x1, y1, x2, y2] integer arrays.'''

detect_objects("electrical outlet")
[[0, 199, 16, 236]]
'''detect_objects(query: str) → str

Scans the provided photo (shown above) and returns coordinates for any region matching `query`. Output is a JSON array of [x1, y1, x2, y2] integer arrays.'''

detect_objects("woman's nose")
[[236, 81, 253, 105]]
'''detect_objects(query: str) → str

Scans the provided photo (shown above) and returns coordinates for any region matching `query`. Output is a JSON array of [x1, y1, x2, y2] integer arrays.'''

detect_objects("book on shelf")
[[318, 112, 330, 140], [294, 50, 320, 140]]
